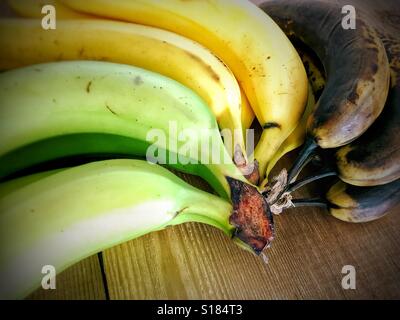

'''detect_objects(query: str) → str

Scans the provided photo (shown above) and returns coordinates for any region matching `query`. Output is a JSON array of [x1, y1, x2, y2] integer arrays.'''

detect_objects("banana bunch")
[[258, 0, 400, 222], [2, 0, 398, 299], [0, 58, 275, 298]]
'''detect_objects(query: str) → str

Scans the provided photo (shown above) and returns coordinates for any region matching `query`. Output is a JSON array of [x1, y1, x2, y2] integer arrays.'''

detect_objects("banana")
[[240, 88, 255, 132], [262, 83, 315, 184], [61, 0, 309, 180], [0, 169, 63, 199], [334, 1, 400, 186], [0, 18, 255, 176], [261, 43, 325, 184], [260, 0, 391, 183], [7, 0, 92, 19], [292, 179, 400, 223], [0, 159, 240, 299], [0, 61, 274, 253]]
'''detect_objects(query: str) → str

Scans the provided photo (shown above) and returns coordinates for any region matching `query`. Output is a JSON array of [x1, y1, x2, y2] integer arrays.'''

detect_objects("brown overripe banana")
[[259, 0, 391, 183]]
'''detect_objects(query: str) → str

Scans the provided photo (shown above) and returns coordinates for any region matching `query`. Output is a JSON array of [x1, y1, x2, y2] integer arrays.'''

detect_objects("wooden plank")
[[102, 159, 400, 299], [27, 255, 107, 300]]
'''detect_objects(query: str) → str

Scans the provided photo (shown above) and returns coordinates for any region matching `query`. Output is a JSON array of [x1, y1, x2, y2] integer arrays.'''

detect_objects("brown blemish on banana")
[[78, 47, 85, 57], [227, 177, 274, 254], [263, 122, 281, 129], [105, 104, 117, 116], [86, 81, 92, 93], [184, 51, 221, 83], [173, 206, 188, 218], [133, 76, 143, 86]]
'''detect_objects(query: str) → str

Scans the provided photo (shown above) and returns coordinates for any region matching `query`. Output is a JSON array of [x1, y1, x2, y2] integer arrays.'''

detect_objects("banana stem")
[[286, 166, 337, 193], [287, 137, 319, 183], [291, 198, 328, 209]]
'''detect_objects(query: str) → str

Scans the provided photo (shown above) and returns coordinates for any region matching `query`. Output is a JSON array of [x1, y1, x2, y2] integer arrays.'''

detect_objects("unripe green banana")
[[0, 169, 64, 199], [0, 159, 238, 299], [0, 61, 233, 196], [0, 61, 274, 255], [292, 179, 400, 223]]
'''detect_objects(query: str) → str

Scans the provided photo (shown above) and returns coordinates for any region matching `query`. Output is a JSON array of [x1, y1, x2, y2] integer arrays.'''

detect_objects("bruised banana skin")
[[0, 19, 253, 174], [260, 0, 390, 150], [7, 0, 93, 19], [0, 61, 274, 254], [61, 0, 309, 180], [326, 179, 400, 223], [335, 2, 400, 186], [0, 159, 239, 299]]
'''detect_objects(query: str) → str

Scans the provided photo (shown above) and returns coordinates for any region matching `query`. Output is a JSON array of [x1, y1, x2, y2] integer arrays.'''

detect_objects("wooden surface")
[[1, 0, 399, 300]]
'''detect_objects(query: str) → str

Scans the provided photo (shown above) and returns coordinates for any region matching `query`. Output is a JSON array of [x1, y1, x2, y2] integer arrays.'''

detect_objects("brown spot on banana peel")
[[86, 81, 92, 93], [184, 51, 221, 83], [260, 0, 390, 149], [226, 177, 274, 254], [263, 122, 281, 129]]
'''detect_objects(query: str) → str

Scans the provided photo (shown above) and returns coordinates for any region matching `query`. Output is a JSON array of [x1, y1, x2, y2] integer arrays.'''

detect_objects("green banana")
[[0, 159, 239, 299], [0, 61, 274, 254], [0, 169, 64, 198], [0, 60, 233, 196]]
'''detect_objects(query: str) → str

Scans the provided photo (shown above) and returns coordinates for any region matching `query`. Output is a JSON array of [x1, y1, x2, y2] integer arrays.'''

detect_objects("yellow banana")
[[261, 83, 315, 187], [241, 88, 255, 131], [61, 0, 309, 180], [0, 18, 253, 174], [261, 45, 326, 184], [7, 0, 92, 19]]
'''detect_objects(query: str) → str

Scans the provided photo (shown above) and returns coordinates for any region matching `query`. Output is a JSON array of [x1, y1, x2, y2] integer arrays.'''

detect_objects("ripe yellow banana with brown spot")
[[260, 44, 325, 186]]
